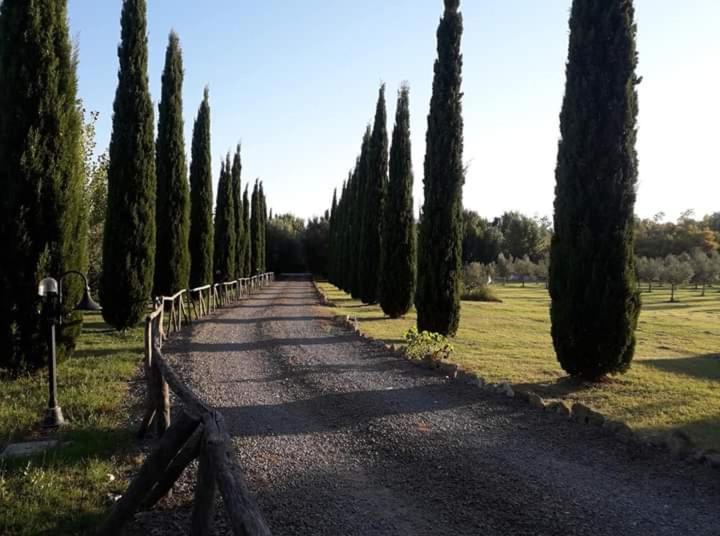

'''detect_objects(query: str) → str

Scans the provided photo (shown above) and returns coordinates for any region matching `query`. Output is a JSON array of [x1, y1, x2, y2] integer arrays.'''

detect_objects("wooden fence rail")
[[107, 273, 274, 535]]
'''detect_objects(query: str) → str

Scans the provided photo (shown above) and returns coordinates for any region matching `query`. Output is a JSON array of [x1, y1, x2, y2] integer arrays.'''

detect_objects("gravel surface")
[[129, 280, 720, 536]]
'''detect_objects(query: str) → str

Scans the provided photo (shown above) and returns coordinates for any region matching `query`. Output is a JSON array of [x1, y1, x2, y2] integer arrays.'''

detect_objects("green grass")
[[319, 282, 720, 451], [0, 313, 143, 535]]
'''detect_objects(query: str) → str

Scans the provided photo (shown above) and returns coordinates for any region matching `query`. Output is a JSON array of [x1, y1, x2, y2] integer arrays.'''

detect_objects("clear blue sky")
[[68, 0, 720, 221]]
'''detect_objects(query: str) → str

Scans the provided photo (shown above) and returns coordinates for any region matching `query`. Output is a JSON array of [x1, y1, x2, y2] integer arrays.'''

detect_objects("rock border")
[[311, 280, 720, 472]]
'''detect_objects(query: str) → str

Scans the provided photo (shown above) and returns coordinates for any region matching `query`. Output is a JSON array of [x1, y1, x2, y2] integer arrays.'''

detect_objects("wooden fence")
[[104, 273, 275, 535]]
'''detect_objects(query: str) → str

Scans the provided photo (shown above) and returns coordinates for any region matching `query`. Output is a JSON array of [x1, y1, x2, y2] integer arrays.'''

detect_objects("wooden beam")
[[98, 411, 200, 535], [204, 412, 271, 536]]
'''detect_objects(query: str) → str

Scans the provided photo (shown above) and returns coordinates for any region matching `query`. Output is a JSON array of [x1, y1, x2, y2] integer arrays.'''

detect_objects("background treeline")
[[461, 209, 720, 265]]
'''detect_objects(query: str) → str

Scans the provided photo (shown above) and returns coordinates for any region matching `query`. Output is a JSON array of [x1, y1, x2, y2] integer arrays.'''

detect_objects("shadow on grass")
[[1, 426, 133, 470], [512, 376, 600, 399], [638, 354, 720, 382]]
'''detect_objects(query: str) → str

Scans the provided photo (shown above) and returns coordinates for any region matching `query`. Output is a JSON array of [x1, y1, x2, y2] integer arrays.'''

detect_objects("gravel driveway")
[[148, 280, 720, 536]]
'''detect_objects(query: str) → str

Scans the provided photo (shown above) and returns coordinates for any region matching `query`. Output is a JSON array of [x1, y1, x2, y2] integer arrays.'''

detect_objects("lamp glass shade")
[[38, 277, 59, 297], [76, 286, 102, 312]]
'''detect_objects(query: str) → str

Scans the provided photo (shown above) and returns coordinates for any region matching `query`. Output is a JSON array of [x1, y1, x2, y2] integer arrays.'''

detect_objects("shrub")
[[462, 286, 502, 302], [403, 327, 454, 362]]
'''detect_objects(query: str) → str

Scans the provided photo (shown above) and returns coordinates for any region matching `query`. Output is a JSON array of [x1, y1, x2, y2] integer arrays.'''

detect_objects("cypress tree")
[[189, 89, 214, 287], [259, 181, 267, 273], [416, 0, 464, 336], [101, 0, 156, 330], [359, 85, 388, 304], [232, 145, 245, 278], [380, 84, 416, 318], [328, 188, 338, 283], [242, 184, 252, 276], [0, 0, 87, 369], [351, 129, 371, 299], [250, 180, 261, 274], [153, 31, 190, 297], [213, 155, 236, 282], [549, 0, 641, 379]]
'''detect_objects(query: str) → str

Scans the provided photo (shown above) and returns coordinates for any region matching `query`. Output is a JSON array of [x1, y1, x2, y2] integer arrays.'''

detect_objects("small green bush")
[[462, 285, 502, 302], [404, 327, 454, 362]]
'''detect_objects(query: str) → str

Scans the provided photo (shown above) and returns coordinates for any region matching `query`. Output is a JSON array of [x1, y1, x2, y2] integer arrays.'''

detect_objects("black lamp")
[[37, 271, 101, 428]]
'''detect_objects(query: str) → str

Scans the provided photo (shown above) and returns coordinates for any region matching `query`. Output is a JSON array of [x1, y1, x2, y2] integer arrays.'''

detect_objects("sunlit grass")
[[318, 282, 720, 450], [0, 313, 142, 534]]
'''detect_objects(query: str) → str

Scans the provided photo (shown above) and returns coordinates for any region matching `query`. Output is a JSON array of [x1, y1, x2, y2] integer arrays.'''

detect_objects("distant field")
[[318, 282, 720, 451], [0, 313, 141, 535]]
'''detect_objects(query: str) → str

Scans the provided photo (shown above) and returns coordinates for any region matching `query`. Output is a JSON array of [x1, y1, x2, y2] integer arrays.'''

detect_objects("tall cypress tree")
[[189, 89, 214, 287], [328, 188, 338, 283], [101, 0, 156, 330], [154, 31, 190, 297], [250, 180, 261, 275], [242, 184, 252, 276], [416, 0, 464, 336], [213, 154, 236, 282], [351, 129, 371, 299], [259, 181, 267, 273], [232, 145, 245, 278], [550, 0, 641, 379], [0, 0, 87, 369], [380, 84, 416, 318], [359, 85, 388, 304]]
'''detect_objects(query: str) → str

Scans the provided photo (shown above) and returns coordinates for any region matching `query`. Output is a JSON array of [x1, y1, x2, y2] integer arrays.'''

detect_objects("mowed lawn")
[[318, 282, 720, 451], [0, 313, 142, 535]]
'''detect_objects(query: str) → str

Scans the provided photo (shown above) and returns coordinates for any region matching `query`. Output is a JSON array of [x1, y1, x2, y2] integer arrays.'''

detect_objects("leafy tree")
[[514, 255, 534, 288], [496, 211, 546, 261], [304, 216, 330, 277], [359, 85, 388, 304], [0, 0, 87, 369], [495, 253, 512, 285], [549, 0, 641, 379], [416, 0, 465, 336], [188, 89, 214, 287], [635, 256, 662, 292], [689, 248, 719, 296], [380, 84, 416, 318], [213, 155, 236, 282], [266, 215, 305, 273], [101, 0, 156, 330], [462, 210, 503, 264], [154, 32, 190, 296], [231, 145, 245, 278], [80, 108, 109, 294], [661, 254, 694, 302]]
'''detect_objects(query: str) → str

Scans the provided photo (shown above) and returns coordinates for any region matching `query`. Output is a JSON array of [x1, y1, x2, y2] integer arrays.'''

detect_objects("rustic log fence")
[[107, 273, 275, 535]]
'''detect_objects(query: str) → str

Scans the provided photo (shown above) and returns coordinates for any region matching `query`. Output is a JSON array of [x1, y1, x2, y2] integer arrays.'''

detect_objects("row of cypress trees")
[[0, 0, 88, 370], [329, 0, 642, 380], [328, 0, 463, 334], [103, 0, 269, 331], [0, 0, 270, 349], [328, 82, 417, 320]]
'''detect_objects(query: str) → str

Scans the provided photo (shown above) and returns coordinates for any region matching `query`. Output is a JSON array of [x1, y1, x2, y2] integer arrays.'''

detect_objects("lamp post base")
[[42, 406, 66, 428]]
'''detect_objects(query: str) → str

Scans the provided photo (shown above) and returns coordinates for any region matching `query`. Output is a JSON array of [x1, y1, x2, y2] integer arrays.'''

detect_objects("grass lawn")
[[318, 282, 720, 451], [0, 313, 143, 535]]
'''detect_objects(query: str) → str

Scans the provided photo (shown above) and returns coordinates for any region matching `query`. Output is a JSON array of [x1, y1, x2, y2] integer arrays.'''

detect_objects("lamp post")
[[37, 271, 102, 428]]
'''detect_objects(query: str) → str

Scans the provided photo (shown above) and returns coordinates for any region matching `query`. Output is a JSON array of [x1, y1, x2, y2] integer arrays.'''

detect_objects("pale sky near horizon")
[[67, 1, 720, 222]]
